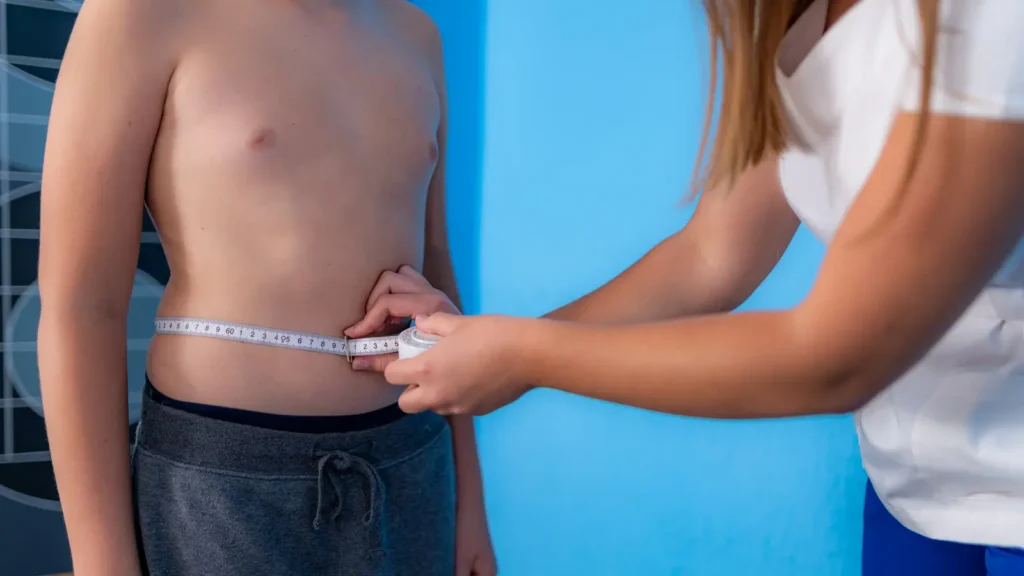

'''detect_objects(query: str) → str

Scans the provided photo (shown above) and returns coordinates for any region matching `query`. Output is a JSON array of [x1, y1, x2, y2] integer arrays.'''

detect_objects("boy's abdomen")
[[142, 1, 441, 416]]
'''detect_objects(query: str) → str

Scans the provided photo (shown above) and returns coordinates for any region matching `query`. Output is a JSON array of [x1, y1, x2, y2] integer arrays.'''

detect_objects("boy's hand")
[[345, 265, 459, 372], [456, 494, 498, 576]]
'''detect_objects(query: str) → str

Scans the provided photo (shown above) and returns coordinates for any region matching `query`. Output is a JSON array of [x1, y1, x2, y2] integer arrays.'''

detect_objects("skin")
[[37, 0, 493, 573]]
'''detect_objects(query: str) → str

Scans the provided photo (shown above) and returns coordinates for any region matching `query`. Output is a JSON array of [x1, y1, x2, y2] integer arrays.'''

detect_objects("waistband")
[[144, 379, 406, 434], [136, 389, 448, 476]]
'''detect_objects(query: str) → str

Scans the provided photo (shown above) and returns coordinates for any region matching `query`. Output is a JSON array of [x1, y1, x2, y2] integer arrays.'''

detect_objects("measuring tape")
[[153, 317, 439, 360]]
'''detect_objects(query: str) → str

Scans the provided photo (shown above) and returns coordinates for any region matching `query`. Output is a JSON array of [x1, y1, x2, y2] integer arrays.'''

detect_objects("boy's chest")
[[165, 5, 441, 179]]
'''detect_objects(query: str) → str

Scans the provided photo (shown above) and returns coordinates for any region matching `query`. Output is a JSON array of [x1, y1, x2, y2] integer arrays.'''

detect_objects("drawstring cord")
[[312, 447, 386, 537]]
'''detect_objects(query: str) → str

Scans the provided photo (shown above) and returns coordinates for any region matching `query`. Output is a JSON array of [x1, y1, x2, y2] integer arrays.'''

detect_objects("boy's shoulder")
[[72, 0, 192, 57], [385, 0, 444, 63]]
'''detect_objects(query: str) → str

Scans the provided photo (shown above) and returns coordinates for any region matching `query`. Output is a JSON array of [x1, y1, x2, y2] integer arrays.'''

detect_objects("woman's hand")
[[384, 313, 536, 415], [345, 265, 459, 371], [349, 269, 499, 571]]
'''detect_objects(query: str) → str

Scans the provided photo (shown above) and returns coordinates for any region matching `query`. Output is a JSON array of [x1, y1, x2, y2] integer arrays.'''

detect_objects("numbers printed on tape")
[[153, 317, 402, 357]]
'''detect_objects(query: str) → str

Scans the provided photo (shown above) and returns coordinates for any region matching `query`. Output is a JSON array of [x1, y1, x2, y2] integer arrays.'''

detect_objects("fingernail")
[[351, 359, 369, 370]]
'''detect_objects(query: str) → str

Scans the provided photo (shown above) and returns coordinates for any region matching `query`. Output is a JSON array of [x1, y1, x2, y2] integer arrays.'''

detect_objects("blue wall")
[[411, 0, 486, 314], [474, 1, 865, 574]]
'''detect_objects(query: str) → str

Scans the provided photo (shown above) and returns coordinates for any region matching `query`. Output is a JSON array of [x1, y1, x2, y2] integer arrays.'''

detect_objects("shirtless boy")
[[37, 0, 495, 574]]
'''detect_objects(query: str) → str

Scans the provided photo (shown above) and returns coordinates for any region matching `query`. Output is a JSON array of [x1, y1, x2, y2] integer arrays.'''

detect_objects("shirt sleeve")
[[898, 0, 1024, 120]]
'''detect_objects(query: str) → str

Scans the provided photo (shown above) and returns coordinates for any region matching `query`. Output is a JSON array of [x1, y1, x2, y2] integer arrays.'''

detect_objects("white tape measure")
[[154, 317, 438, 360]]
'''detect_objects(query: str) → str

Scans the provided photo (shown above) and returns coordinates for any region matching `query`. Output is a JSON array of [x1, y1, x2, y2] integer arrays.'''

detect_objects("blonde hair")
[[693, 0, 941, 198]]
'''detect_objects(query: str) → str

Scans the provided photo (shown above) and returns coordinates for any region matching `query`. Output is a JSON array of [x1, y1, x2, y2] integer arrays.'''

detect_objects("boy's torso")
[[146, 0, 442, 415]]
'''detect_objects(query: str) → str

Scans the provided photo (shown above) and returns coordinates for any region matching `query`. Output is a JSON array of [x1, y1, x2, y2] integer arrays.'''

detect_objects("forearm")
[[39, 313, 141, 575], [545, 232, 736, 325], [520, 310, 868, 419]]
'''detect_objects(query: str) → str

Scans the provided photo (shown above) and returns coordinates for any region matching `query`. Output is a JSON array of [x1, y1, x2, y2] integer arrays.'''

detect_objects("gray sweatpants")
[[131, 392, 456, 575]]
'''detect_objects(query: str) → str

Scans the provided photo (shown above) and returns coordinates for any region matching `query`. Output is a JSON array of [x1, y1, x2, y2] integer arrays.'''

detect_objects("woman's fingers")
[[395, 383, 434, 414], [350, 352, 398, 373], [413, 312, 462, 336]]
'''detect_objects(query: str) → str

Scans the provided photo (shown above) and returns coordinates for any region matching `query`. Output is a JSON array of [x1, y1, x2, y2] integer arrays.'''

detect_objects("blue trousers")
[[863, 482, 1024, 576]]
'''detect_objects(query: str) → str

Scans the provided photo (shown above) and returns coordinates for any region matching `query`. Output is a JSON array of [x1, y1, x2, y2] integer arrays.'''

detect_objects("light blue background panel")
[[475, 1, 864, 575]]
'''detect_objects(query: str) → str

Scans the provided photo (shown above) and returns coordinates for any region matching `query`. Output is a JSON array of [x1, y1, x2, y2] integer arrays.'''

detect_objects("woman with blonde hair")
[[345, 0, 1024, 573]]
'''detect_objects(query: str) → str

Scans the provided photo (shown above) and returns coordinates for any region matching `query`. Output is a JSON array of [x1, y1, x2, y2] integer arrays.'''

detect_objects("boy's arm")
[[418, 23, 488, 512], [37, 0, 178, 573], [422, 223, 485, 508], [423, 249, 486, 507]]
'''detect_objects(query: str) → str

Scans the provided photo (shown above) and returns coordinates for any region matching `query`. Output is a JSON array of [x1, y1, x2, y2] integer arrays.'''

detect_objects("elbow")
[[812, 372, 887, 415], [37, 290, 130, 362], [688, 240, 765, 315], [664, 256, 752, 317], [795, 356, 891, 416], [38, 303, 127, 337], [787, 312, 900, 416], [38, 278, 131, 326], [694, 266, 758, 315]]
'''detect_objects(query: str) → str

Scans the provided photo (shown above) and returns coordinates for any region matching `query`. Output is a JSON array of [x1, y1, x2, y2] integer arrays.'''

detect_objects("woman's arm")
[[518, 113, 1024, 418], [346, 160, 795, 342], [38, 0, 177, 573], [385, 114, 1024, 418], [546, 157, 799, 324]]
